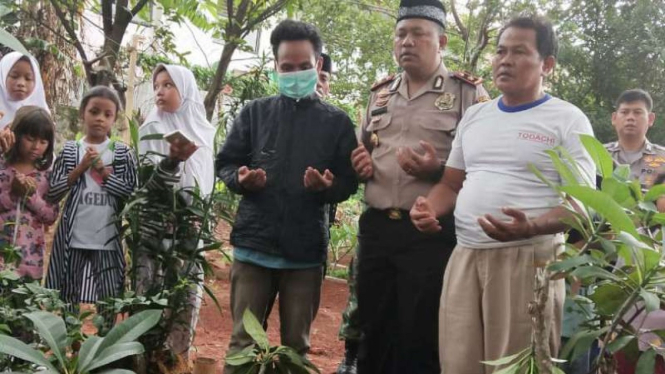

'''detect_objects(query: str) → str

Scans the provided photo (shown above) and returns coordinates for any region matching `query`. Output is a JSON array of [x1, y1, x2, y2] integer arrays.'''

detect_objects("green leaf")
[[78, 335, 104, 372], [636, 349, 657, 374], [640, 290, 661, 313], [560, 186, 638, 237], [225, 345, 257, 366], [601, 177, 636, 208], [96, 310, 161, 354], [614, 164, 631, 181], [481, 348, 529, 366], [546, 149, 580, 186], [86, 342, 145, 371], [607, 335, 635, 353], [24, 311, 68, 367], [589, 283, 627, 316], [571, 265, 620, 282], [492, 362, 522, 374], [548, 254, 596, 273], [0, 334, 58, 371], [0, 28, 33, 58], [552, 367, 566, 374], [645, 184, 665, 202], [579, 134, 613, 179], [242, 309, 270, 351]]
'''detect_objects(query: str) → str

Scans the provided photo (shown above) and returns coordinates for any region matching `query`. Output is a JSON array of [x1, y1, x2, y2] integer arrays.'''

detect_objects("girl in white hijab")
[[0, 52, 50, 129], [137, 64, 216, 359], [139, 64, 216, 195]]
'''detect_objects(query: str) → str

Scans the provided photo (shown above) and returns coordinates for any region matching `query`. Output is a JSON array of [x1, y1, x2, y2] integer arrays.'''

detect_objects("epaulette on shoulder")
[[451, 71, 483, 86], [371, 74, 396, 92]]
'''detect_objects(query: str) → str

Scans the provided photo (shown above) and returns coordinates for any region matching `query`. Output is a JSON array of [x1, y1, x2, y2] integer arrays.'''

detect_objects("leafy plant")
[[0, 309, 161, 374], [225, 309, 321, 374], [491, 134, 665, 374]]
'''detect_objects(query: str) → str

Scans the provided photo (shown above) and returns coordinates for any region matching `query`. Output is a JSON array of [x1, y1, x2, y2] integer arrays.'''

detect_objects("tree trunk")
[[529, 267, 553, 374], [204, 42, 239, 121]]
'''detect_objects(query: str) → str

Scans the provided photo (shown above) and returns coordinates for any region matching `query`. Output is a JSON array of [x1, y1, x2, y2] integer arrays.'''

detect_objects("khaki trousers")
[[439, 235, 565, 374]]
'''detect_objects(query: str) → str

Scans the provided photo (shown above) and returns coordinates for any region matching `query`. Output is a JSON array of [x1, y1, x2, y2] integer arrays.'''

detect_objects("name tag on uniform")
[[371, 107, 388, 116]]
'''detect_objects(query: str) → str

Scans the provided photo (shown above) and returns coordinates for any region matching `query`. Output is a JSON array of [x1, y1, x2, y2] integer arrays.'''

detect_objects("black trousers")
[[357, 208, 455, 374]]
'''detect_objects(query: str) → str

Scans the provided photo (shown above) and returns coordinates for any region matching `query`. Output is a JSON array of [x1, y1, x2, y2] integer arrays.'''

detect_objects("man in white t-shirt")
[[410, 15, 596, 374]]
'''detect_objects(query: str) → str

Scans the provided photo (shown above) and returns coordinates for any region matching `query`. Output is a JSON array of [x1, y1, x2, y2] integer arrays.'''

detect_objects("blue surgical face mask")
[[277, 68, 318, 99]]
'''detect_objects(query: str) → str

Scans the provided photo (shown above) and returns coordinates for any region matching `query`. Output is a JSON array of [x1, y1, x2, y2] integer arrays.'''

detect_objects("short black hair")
[[321, 53, 332, 73], [6, 106, 55, 170], [79, 86, 122, 118], [615, 89, 653, 112], [497, 15, 558, 60], [270, 19, 322, 61]]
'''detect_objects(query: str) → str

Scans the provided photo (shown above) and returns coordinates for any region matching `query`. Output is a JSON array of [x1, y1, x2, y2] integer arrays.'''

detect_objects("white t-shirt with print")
[[70, 138, 117, 250], [446, 95, 596, 248]]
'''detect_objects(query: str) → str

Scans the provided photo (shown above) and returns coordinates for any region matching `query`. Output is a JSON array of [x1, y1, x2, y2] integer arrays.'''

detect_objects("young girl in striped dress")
[[45, 87, 136, 322]]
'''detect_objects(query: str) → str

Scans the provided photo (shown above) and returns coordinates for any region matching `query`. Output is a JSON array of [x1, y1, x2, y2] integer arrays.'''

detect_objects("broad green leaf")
[[614, 164, 631, 181], [97, 309, 161, 354], [571, 265, 620, 282], [481, 348, 529, 366], [640, 290, 661, 313], [579, 134, 613, 179], [24, 311, 68, 366], [0, 334, 58, 371], [78, 335, 104, 372], [560, 186, 638, 237], [546, 149, 579, 186], [225, 345, 257, 366], [589, 283, 627, 316], [607, 335, 635, 353], [645, 184, 665, 202], [0, 28, 33, 57], [548, 255, 596, 273], [601, 177, 636, 208], [87, 342, 145, 371], [242, 309, 270, 351], [636, 349, 657, 374]]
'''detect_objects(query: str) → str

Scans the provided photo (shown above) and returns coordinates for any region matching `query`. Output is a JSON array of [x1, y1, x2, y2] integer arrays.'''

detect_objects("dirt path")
[[192, 255, 348, 374]]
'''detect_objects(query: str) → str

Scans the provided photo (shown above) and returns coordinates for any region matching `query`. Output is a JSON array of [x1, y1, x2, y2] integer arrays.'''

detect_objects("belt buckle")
[[388, 208, 402, 220]]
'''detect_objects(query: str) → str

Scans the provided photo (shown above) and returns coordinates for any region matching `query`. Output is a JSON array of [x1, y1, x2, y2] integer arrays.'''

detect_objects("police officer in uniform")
[[604, 89, 665, 191], [350, 0, 489, 372]]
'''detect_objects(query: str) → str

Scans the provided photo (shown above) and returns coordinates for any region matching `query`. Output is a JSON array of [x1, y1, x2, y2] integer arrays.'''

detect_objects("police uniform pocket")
[[366, 113, 392, 132], [419, 110, 457, 135]]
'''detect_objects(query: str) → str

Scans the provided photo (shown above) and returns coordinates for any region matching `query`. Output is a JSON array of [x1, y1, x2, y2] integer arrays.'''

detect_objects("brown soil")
[[191, 224, 349, 374]]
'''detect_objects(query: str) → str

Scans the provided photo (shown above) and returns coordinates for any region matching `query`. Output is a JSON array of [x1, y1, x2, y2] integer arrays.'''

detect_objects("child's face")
[[6, 60, 36, 101], [153, 70, 181, 113], [18, 135, 49, 163], [82, 97, 117, 140]]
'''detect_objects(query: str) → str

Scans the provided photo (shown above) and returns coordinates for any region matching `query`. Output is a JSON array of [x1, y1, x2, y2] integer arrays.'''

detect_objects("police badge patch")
[[435, 93, 455, 111]]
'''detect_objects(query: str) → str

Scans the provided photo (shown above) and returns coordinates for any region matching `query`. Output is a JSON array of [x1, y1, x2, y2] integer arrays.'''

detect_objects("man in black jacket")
[[216, 20, 358, 371]]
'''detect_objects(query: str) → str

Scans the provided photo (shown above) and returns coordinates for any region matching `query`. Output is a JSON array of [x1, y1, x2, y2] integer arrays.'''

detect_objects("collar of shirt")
[[396, 63, 448, 101], [608, 139, 654, 155]]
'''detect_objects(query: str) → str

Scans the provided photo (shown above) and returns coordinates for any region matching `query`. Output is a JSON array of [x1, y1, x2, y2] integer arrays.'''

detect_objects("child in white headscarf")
[[0, 52, 50, 129], [137, 64, 216, 360]]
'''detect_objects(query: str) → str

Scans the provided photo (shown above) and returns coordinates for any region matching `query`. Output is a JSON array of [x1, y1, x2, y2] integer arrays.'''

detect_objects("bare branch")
[[450, 0, 468, 41], [49, 0, 89, 64], [243, 0, 288, 34], [130, 0, 150, 17]]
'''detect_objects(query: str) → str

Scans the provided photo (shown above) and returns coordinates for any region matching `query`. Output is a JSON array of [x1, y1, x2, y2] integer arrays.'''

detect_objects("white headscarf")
[[139, 64, 216, 196], [0, 52, 50, 128]]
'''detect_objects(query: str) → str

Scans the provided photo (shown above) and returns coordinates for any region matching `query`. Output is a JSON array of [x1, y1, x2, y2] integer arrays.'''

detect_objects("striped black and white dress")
[[45, 140, 137, 304]]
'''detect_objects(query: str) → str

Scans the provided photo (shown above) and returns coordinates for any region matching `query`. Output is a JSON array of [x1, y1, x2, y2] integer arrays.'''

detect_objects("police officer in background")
[[350, 0, 488, 372], [605, 89, 665, 191]]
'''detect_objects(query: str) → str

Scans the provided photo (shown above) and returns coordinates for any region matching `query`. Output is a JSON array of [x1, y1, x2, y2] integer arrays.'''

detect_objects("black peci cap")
[[397, 0, 447, 29]]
